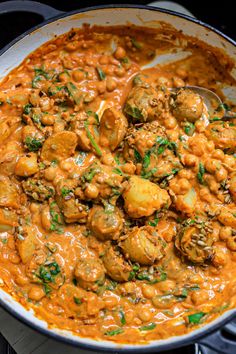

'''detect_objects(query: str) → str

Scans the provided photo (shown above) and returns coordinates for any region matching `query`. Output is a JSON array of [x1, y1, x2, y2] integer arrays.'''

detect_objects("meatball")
[[120, 226, 165, 265], [171, 88, 204, 122], [122, 175, 170, 218], [99, 108, 128, 151], [22, 178, 55, 202], [175, 224, 214, 264], [124, 85, 168, 122], [88, 205, 123, 241], [205, 122, 236, 153], [74, 258, 105, 291], [103, 246, 132, 282]]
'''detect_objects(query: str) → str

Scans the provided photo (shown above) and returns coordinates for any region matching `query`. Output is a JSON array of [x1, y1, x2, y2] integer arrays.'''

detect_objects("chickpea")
[[138, 308, 153, 322], [156, 76, 171, 87], [106, 77, 117, 92], [114, 66, 125, 77], [15, 153, 38, 177], [100, 153, 114, 166], [206, 140, 215, 152], [41, 114, 55, 126], [215, 167, 228, 182], [172, 76, 185, 87], [39, 97, 52, 112], [114, 46, 126, 59], [157, 280, 176, 293], [212, 149, 225, 161], [219, 226, 232, 241], [125, 309, 135, 325], [191, 290, 209, 305], [15, 274, 29, 286], [30, 202, 40, 213], [72, 70, 84, 82], [60, 160, 73, 171], [29, 92, 40, 106], [99, 55, 109, 65], [178, 169, 193, 180], [58, 72, 69, 82], [164, 115, 177, 129], [53, 121, 65, 133], [44, 166, 56, 181], [224, 155, 236, 168], [212, 247, 228, 267], [121, 162, 136, 175], [178, 178, 191, 195], [183, 154, 198, 167], [205, 159, 221, 174], [84, 184, 99, 199], [142, 284, 156, 299], [9, 253, 21, 264], [104, 296, 118, 309], [97, 81, 106, 94], [41, 204, 51, 231], [227, 236, 236, 251], [28, 286, 45, 301]]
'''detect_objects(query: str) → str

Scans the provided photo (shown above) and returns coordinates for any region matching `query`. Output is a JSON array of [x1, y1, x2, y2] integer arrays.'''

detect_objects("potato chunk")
[[16, 225, 38, 264], [88, 205, 123, 241], [0, 208, 18, 232], [40, 131, 77, 163], [99, 108, 128, 151], [15, 153, 38, 177], [0, 176, 19, 208], [123, 175, 170, 218], [171, 88, 203, 122], [74, 258, 105, 291], [120, 226, 165, 265], [103, 246, 132, 282]]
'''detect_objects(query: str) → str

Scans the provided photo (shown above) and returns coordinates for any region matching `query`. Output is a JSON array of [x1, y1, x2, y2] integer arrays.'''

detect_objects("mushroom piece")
[[120, 226, 165, 265], [171, 88, 204, 122], [124, 85, 167, 122], [88, 205, 123, 241], [74, 258, 105, 291], [175, 224, 214, 264], [99, 107, 128, 151], [103, 246, 132, 282], [205, 122, 236, 153]]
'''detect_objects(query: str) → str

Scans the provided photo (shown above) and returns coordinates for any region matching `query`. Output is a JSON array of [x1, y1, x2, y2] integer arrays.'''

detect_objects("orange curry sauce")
[[0, 25, 236, 343]]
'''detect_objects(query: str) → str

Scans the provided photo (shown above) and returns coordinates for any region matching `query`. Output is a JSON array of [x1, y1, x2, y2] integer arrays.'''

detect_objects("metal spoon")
[[174, 85, 235, 119]]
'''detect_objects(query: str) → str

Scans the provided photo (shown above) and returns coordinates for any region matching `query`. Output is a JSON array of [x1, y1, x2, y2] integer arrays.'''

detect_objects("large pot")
[[0, 1, 235, 353]]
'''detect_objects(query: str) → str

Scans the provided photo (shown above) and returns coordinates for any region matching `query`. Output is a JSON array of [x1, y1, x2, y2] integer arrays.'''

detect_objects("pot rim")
[[0, 4, 235, 352]]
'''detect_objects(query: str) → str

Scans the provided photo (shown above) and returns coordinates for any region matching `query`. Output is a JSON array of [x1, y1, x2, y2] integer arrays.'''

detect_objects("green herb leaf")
[[66, 82, 82, 105], [112, 167, 124, 176], [124, 103, 143, 120], [96, 67, 106, 80], [86, 110, 99, 124], [143, 151, 151, 169], [23, 103, 33, 115], [149, 217, 159, 227], [188, 312, 206, 324], [131, 37, 142, 49], [74, 296, 82, 305], [139, 323, 156, 331], [119, 310, 126, 326], [197, 162, 205, 184], [61, 187, 73, 197], [104, 328, 124, 336], [134, 149, 142, 163], [84, 121, 102, 157], [25, 136, 43, 152], [184, 122, 195, 136]]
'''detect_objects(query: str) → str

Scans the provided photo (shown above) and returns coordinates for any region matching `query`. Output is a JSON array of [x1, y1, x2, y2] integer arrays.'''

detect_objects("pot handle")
[[198, 328, 236, 354], [0, 0, 64, 20]]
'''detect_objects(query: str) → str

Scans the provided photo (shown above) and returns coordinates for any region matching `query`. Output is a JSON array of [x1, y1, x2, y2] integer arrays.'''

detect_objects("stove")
[[0, 1, 235, 353]]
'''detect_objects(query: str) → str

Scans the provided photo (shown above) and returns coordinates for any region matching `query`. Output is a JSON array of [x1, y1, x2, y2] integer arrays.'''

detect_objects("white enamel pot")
[[0, 1, 235, 353]]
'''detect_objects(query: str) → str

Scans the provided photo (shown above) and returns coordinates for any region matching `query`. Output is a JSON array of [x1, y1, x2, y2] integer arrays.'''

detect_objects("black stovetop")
[[0, 1, 235, 353]]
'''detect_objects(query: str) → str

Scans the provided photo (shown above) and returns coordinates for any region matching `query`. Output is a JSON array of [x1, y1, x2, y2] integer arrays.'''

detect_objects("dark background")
[[0, 0, 235, 50]]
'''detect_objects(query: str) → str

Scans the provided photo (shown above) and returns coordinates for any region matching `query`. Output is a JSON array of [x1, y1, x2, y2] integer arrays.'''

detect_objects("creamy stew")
[[0, 25, 236, 344]]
